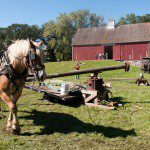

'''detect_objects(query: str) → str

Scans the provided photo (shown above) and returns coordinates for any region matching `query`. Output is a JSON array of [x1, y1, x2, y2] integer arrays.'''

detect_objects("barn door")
[[104, 46, 113, 59]]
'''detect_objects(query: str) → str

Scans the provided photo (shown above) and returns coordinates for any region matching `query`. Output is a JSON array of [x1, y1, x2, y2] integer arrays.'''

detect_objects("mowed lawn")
[[0, 60, 150, 150]]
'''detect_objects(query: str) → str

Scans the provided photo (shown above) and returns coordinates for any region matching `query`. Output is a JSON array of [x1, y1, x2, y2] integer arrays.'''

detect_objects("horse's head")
[[28, 40, 47, 81]]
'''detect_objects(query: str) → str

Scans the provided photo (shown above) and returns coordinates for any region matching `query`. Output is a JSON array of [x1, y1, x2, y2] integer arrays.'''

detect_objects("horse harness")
[[0, 47, 40, 94]]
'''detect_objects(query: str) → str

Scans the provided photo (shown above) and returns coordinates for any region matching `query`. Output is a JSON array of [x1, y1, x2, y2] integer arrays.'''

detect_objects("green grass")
[[0, 60, 150, 150]]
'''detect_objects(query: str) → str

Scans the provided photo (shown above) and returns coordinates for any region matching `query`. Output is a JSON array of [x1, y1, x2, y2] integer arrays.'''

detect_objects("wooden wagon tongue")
[[46, 63, 130, 79], [25, 63, 130, 109]]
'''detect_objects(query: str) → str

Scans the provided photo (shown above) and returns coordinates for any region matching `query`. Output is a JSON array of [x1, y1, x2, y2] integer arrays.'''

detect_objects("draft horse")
[[0, 39, 47, 134]]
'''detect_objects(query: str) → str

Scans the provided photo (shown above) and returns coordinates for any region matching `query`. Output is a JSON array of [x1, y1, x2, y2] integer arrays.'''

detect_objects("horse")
[[0, 39, 47, 134]]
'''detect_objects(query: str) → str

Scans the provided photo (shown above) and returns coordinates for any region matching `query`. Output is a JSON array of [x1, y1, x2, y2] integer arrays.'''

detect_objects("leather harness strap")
[[1, 51, 28, 79], [0, 51, 28, 94]]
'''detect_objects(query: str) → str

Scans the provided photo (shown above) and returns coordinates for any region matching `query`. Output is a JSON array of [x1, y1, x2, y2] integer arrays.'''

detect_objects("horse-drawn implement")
[[25, 63, 130, 109]]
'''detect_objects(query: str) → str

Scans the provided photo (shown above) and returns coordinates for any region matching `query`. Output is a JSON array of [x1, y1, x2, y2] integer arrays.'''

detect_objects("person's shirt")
[[74, 64, 80, 70]]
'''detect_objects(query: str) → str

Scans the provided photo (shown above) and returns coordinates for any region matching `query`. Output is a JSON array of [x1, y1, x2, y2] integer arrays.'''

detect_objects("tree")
[[116, 13, 150, 26], [140, 14, 150, 22], [126, 13, 137, 24], [43, 9, 106, 61], [0, 24, 42, 53], [70, 10, 105, 29], [42, 21, 57, 61], [0, 28, 6, 52]]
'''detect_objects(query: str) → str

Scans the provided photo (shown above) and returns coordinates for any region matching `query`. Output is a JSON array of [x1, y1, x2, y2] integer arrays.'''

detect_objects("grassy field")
[[0, 60, 150, 150]]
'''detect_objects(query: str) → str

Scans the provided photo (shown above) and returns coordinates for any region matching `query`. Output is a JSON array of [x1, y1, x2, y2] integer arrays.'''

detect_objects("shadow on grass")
[[110, 97, 150, 104], [41, 99, 83, 108], [110, 97, 124, 102], [135, 101, 150, 103], [42, 92, 84, 108], [109, 97, 131, 105], [0, 115, 6, 119], [20, 110, 136, 138]]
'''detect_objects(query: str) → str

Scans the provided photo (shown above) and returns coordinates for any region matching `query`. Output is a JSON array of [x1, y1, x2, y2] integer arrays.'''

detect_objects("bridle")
[[26, 44, 45, 81]]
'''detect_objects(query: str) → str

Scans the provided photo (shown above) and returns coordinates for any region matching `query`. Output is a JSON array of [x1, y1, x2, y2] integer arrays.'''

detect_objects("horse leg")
[[0, 91, 15, 110], [4, 93, 13, 131], [6, 111, 13, 131], [11, 87, 24, 135], [0, 91, 16, 132], [11, 106, 20, 135]]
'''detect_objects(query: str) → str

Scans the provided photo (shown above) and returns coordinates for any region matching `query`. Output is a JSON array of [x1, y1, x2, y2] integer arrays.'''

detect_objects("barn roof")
[[72, 22, 150, 45]]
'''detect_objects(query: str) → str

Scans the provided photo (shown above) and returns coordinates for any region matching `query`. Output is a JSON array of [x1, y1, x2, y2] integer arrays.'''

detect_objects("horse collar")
[[0, 51, 28, 80]]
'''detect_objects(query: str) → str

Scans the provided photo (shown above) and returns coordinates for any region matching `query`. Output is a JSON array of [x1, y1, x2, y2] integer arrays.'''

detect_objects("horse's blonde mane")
[[8, 40, 30, 57], [7, 39, 30, 66]]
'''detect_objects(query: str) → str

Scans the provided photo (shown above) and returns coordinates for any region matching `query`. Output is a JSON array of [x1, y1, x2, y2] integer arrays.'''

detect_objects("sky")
[[0, 0, 149, 27]]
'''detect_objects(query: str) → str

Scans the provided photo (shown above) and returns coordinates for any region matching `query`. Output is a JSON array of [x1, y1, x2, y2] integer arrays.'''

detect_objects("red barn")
[[72, 22, 150, 61]]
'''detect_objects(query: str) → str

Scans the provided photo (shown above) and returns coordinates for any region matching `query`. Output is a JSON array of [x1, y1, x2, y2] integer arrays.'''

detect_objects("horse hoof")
[[12, 129, 21, 135], [7, 126, 21, 135], [11, 127, 21, 135]]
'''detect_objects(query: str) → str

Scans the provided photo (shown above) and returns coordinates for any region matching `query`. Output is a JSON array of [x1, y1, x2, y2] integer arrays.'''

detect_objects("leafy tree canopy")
[[43, 9, 106, 61], [116, 13, 150, 26], [0, 24, 42, 53]]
